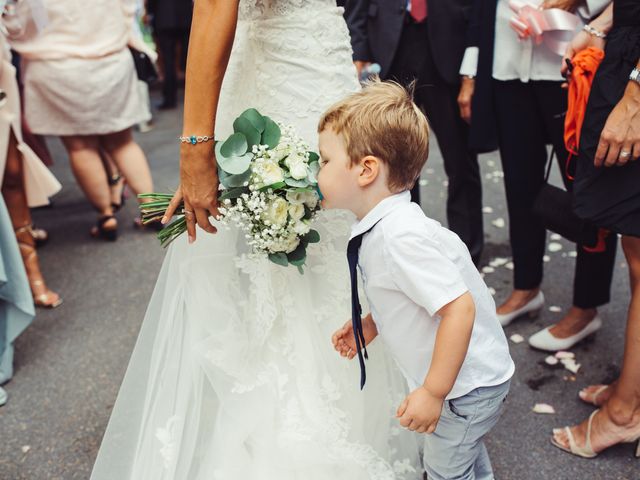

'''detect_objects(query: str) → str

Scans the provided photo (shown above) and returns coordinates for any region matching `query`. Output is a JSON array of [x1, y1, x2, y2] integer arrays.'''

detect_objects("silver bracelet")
[[583, 24, 607, 39], [179, 135, 215, 145]]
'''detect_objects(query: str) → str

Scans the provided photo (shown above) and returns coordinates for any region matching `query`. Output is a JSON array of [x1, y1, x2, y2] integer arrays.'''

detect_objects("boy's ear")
[[358, 155, 380, 188]]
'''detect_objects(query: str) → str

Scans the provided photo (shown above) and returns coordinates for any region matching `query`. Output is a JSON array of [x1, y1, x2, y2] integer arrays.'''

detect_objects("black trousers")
[[386, 20, 484, 264], [156, 28, 190, 106], [493, 80, 617, 308]]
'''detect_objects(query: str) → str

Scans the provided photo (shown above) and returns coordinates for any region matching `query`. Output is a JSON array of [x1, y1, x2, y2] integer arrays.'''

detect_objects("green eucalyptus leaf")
[[240, 108, 266, 133], [261, 117, 281, 149], [233, 116, 261, 149], [269, 252, 289, 267], [287, 243, 307, 263], [219, 186, 249, 201], [285, 177, 309, 188], [304, 229, 320, 244], [220, 132, 248, 158], [218, 152, 253, 175], [259, 181, 286, 192], [308, 151, 320, 163], [220, 169, 252, 188]]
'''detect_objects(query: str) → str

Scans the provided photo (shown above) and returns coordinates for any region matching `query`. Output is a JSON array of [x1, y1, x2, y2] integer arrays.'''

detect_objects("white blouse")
[[460, 0, 611, 82]]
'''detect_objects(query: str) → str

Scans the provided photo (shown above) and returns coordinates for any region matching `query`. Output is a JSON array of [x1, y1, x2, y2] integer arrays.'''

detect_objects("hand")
[[397, 386, 444, 434], [594, 82, 640, 167], [541, 0, 580, 11], [561, 30, 605, 79], [163, 143, 220, 243], [354, 61, 372, 79], [457, 77, 475, 124], [331, 315, 378, 360]]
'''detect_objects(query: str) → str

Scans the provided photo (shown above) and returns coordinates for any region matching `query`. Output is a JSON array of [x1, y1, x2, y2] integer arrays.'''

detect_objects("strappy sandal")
[[16, 224, 48, 247], [551, 409, 640, 458], [15, 227, 63, 308], [579, 384, 611, 407], [91, 215, 118, 241], [109, 174, 127, 212]]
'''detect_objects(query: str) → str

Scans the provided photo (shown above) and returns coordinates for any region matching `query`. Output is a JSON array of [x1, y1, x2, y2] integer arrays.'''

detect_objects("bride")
[[91, 1, 421, 478]]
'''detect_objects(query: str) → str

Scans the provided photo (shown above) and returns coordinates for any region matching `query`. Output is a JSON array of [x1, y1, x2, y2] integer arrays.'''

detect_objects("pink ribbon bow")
[[509, 0, 581, 56]]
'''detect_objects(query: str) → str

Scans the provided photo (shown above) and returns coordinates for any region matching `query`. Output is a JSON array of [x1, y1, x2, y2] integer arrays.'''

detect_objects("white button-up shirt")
[[352, 192, 514, 399], [459, 0, 610, 82]]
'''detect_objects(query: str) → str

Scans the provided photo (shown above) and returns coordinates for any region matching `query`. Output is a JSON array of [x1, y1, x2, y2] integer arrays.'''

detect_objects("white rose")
[[260, 161, 285, 186], [289, 161, 308, 180], [288, 203, 305, 221], [270, 145, 289, 163], [301, 190, 319, 209], [293, 220, 311, 235], [286, 190, 304, 204], [263, 197, 289, 226], [285, 234, 301, 253]]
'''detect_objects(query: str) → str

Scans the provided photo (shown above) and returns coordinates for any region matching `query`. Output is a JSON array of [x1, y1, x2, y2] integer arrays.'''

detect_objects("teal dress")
[[0, 195, 34, 389]]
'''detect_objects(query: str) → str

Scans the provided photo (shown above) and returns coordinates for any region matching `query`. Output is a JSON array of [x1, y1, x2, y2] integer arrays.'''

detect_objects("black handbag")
[[129, 47, 158, 84], [532, 149, 599, 248]]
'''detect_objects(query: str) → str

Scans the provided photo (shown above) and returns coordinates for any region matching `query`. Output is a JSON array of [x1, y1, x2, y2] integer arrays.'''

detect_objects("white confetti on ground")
[[442, 180, 449, 187], [543, 255, 550, 263], [489, 257, 509, 268], [550, 233, 562, 241], [418, 179, 428, 186], [482, 206, 494, 214], [568, 251, 577, 257], [545, 355, 559, 366], [482, 266, 495, 274], [555, 351, 575, 359], [549, 306, 562, 313], [488, 287, 496, 296], [505, 262, 514, 270], [492, 218, 505, 228], [561, 358, 581, 374], [425, 168, 434, 175], [510, 333, 525, 344], [532, 403, 556, 414], [548, 242, 563, 252], [21, 446, 30, 454]]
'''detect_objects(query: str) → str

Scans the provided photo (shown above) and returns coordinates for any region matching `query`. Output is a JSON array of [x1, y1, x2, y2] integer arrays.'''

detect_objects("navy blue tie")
[[347, 231, 371, 390]]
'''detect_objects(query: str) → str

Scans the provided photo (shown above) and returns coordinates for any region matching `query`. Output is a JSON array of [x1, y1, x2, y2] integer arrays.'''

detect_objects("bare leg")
[[99, 149, 126, 209], [61, 135, 117, 235], [2, 133, 61, 307], [99, 128, 153, 197], [552, 235, 640, 454]]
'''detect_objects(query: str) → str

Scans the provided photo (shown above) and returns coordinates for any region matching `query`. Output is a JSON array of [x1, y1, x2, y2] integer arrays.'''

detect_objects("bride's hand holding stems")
[[162, 0, 240, 243]]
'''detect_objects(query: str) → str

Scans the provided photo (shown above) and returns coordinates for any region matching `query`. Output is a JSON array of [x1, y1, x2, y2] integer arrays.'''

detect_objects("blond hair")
[[318, 79, 430, 192]]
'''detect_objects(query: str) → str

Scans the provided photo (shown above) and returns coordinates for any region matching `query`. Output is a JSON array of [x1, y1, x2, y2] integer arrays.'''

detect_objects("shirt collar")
[[350, 191, 411, 240]]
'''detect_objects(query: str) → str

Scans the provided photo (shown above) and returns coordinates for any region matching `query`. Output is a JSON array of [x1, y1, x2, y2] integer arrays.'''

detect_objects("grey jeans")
[[423, 379, 511, 480]]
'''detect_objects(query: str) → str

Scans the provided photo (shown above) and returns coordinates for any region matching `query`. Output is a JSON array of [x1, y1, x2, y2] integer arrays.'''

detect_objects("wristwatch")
[[629, 68, 640, 85]]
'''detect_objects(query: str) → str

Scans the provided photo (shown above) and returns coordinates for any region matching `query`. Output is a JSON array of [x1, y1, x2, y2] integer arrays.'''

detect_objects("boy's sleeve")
[[387, 230, 469, 317]]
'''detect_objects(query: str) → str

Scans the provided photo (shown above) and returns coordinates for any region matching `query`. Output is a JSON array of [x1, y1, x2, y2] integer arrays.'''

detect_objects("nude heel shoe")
[[552, 409, 640, 459]]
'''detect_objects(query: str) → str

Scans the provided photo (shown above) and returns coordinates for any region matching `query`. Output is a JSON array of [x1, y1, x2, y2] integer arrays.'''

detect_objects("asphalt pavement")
[[0, 93, 637, 480]]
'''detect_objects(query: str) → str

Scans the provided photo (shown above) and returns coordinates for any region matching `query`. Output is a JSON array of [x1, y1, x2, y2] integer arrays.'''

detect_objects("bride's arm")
[[163, 0, 239, 243]]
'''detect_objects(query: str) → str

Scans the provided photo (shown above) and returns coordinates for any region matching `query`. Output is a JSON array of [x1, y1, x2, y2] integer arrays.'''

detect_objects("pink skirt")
[[22, 48, 150, 136]]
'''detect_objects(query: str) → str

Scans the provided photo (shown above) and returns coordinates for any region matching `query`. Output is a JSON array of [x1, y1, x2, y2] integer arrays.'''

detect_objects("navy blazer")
[[344, 0, 474, 85]]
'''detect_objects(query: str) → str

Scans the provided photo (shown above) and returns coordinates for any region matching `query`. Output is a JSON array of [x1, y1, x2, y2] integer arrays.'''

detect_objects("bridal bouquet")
[[139, 109, 322, 272]]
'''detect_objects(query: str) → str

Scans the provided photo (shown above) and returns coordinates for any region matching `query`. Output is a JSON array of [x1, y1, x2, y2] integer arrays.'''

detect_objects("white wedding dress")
[[91, 1, 422, 479]]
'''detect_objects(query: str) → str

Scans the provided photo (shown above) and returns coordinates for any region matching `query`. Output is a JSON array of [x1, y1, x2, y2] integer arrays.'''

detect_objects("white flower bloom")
[[289, 161, 308, 180], [300, 190, 319, 209], [263, 197, 289, 227], [259, 161, 285, 186], [288, 203, 305, 222], [293, 220, 311, 235]]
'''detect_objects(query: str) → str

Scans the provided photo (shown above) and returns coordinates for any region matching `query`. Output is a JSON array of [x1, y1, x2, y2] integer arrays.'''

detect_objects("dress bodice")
[[239, 0, 338, 20]]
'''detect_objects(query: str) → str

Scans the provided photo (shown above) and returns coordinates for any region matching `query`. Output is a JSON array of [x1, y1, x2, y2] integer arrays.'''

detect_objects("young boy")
[[318, 80, 515, 480]]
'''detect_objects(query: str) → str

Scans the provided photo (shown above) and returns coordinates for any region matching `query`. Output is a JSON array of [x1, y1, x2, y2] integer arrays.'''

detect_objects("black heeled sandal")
[[91, 215, 118, 241], [109, 174, 127, 212]]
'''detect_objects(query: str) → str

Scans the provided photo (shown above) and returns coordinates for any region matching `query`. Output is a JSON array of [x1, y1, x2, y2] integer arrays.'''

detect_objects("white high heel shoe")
[[528, 316, 602, 351], [497, 291, 545, 327]]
